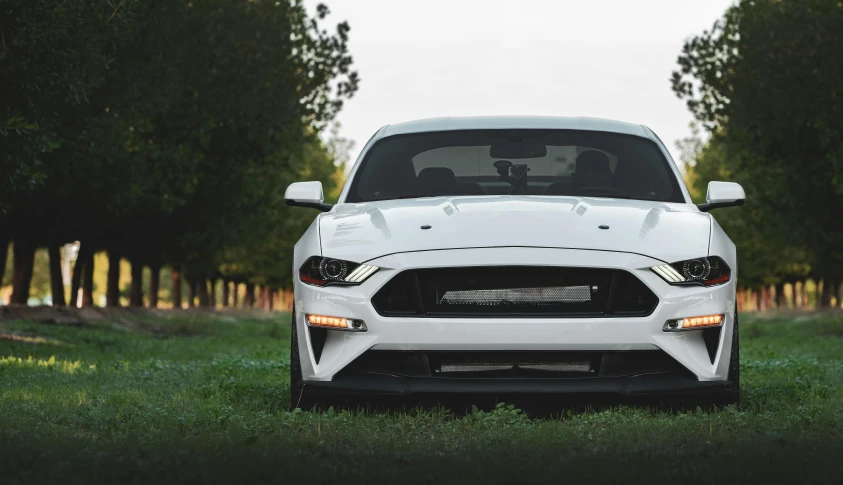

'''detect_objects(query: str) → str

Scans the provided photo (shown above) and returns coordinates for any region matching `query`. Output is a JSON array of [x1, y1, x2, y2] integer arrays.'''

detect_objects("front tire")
[[289, 311, 311, 410], [723, 306, 741, 406], [694, 306, 740, 409], [707, 306, 740, 408]]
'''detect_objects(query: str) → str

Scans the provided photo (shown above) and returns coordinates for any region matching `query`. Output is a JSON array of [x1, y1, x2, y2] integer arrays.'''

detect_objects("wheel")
[[694, 305, 739, 409], [289, 311, 312, 410], [708, 306, 740, 408]]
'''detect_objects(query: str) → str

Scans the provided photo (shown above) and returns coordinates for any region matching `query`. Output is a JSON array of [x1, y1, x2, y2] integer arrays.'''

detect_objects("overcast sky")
[[305, 0, 734, 165]]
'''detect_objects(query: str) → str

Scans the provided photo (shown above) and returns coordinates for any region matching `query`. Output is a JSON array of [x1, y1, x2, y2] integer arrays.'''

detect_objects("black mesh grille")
[[372, 266, 657, 317], [437, 355, 594, 377], [440, 286, 592, 305], [430, 352, 600, 377]]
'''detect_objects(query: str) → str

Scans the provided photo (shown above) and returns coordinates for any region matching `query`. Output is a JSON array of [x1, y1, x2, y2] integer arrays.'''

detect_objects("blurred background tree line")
[[674, 0, 843, 310], [2, 0, 842, 312], [1, 0, 357, 308]]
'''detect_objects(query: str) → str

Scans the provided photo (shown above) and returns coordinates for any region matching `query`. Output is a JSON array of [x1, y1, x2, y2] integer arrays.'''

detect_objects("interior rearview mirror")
[[489, 142, 547, 159], [285, 181, 333, 212], [697, 181, 746, 212]]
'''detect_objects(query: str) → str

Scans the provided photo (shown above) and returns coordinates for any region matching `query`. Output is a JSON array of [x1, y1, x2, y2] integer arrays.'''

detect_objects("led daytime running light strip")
[[651, 264, 686, 283], [306, 314, 367, 331], [344, 264, 379, 283], [664, 314, 724, 331]]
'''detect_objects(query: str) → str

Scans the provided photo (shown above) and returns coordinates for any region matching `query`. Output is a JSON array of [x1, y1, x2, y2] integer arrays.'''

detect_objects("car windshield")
[[346, 129, 684, 203]]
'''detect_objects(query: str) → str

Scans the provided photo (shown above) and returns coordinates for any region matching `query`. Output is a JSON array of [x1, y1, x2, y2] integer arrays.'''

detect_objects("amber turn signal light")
[[663, 314, 724, 331], [306, 314, 367, 332]]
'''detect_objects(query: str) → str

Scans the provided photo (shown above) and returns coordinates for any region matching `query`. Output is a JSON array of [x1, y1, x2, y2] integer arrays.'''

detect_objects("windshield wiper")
[[393, 194, 441, 199], [579, 193, 633, 199]]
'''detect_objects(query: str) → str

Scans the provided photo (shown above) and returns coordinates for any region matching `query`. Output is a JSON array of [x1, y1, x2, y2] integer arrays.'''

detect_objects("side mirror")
[[284, 181, 333, 212], [697, 181, 746, 212]]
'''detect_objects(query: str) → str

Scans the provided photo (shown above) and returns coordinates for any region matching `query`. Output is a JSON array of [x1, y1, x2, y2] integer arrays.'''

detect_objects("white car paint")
[[289, 116, 741, 393], [706, 181, 746, 205], [294, 248, 736, 383], [318, 197, 712, 264], [284, 181, 324, 205]]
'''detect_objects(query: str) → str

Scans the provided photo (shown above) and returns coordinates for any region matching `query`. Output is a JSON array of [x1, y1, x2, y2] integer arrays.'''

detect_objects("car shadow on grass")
[[295, 391, 737, 418]]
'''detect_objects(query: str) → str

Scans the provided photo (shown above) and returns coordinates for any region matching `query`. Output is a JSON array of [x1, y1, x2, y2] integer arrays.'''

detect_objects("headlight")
[[299, 256, 380, 287], [650, 256, 731, 286]]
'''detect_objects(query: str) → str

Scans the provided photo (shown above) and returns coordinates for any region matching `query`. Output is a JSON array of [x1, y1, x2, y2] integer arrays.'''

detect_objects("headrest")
[[575, 150, 611, 173], [417, 167, 457, 194], [573, 150, 613, 187]]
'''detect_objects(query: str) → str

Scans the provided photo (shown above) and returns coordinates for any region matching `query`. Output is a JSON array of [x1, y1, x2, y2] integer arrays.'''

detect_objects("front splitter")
[[303, 374, 733, 397]]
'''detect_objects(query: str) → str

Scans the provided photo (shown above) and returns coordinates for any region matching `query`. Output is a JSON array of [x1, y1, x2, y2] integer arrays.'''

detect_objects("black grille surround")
[[372, 266, 658, 318]]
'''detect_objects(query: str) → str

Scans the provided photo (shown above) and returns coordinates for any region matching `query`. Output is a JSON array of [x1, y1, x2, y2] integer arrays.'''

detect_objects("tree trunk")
[[148, 265, 161, 308], [257, 286, 266, 310], [232, 282, 239, 308], [172, 266, 182, 309], [820, 279, 833, 308], [187, 279, 196, 308], [106, 250, 121, 307], [82, 252, 94, 307], [10, 240, 35, 305], [197, 279, 210, 307], [245, 283, 255, 308], [802, 280, 809, 308], [268, 288, 275, 311], [793, 281, 804, 308], [129, 260, 144, 307], [48, 244, 66, 306], [221, 280, 230, 307], [208, 279, 217, 307], [775, 283, 786, 309], [0, 232, 10, 288], [70, 243, 91, 307], [753, 290, 761, 312]]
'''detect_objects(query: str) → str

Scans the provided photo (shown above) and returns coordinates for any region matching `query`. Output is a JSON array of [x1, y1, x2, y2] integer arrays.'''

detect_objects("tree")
[[682, 133, 812, 290], [673, 0, 843, 305], [1, 1, 357, 307]]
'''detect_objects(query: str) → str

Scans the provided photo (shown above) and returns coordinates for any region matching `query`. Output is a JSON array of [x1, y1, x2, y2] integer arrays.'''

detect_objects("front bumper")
[[303, 374, 734, 397], [294, 247, 736, 387]]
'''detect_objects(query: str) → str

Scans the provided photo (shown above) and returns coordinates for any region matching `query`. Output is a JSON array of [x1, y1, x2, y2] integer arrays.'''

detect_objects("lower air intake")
[[440, 360, 592, 374], [334, 350, 694, 380], [433, 353, 597, 377]]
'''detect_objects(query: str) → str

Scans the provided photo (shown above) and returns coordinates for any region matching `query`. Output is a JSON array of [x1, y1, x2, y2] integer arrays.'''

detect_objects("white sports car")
[[285, 116, 745, 409]]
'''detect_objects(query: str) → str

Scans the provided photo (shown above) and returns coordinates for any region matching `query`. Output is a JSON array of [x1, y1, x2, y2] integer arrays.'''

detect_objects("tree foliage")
[[673, 0, 843, 289], [0, 0, 357, 306]]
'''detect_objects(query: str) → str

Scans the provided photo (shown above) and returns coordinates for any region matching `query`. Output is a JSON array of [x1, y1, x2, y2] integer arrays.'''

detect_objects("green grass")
[[1, 311, 841, 484]]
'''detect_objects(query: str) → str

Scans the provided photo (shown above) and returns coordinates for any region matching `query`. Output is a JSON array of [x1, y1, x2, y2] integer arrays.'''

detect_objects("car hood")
[[319, 196, 711, 264]]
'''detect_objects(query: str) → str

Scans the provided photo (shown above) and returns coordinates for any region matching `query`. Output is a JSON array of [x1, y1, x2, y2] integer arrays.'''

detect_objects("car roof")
[[378, 116, 652, 139]]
